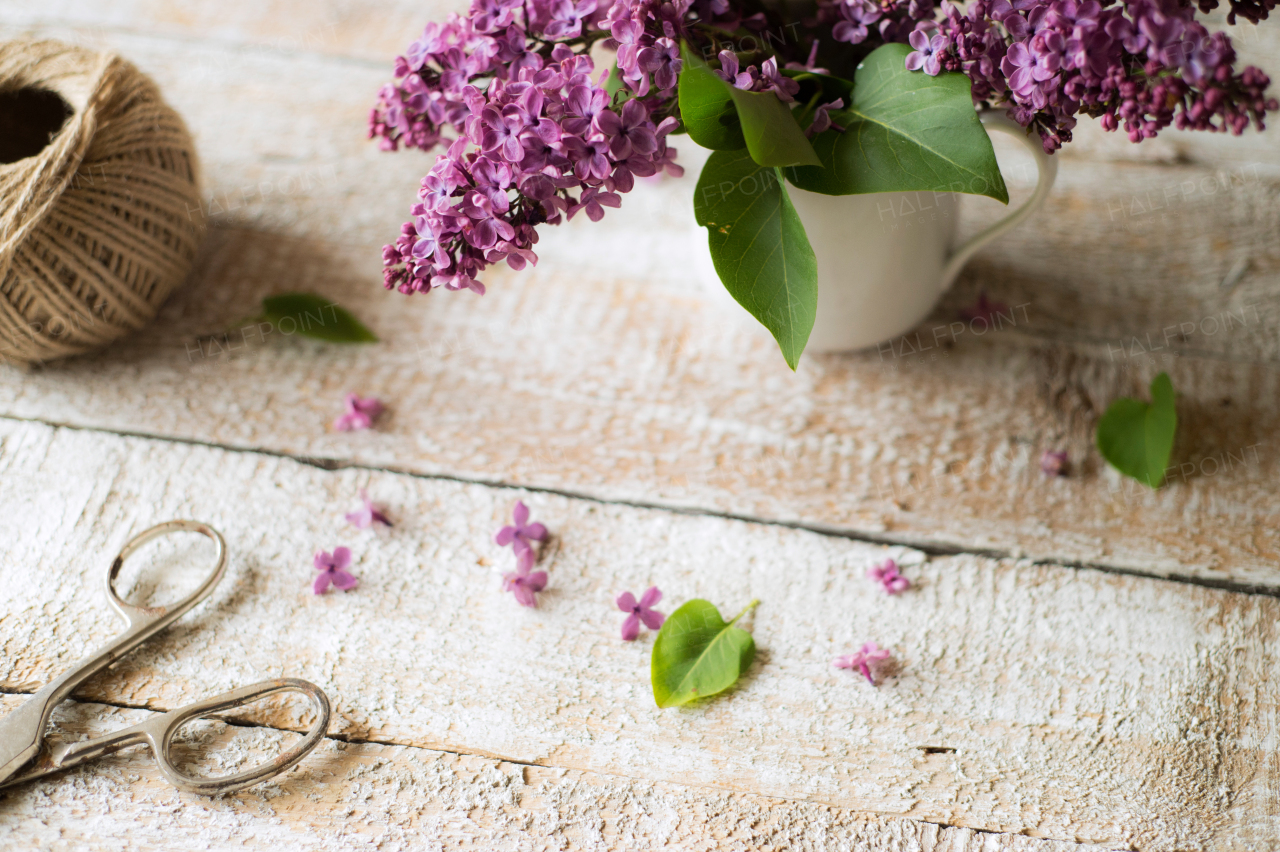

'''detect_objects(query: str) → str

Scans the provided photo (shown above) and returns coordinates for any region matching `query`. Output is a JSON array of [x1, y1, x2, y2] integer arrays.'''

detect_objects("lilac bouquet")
[[371, 0, 1274, 366]]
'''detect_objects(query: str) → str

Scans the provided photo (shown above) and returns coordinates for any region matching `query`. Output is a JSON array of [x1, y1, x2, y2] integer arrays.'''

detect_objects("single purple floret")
[[905, 27, 949, 75], [867, 559, 911, 594], [504, 548, 548, 607], [494, 500, 548, 557], [834, 642, 892, 685], [314, 547, 359, 595], [1040, 450, 1069, 476], [346, 488, 393, 529], [616, 586, 666, 640], [334, 393, 384, 432]]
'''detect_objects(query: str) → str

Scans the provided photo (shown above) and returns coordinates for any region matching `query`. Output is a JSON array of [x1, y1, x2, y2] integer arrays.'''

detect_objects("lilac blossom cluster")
[[371, 0, 684, 295], [893, 0, 1276, 150], [373, 0, 1274, 291]]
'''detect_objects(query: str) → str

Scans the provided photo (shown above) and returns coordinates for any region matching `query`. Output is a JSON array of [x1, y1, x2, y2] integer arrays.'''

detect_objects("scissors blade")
[[0, 695, 52, 785]]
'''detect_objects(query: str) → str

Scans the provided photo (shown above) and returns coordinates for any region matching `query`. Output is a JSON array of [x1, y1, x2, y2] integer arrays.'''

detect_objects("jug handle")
[[940, 110, 1058, 291]]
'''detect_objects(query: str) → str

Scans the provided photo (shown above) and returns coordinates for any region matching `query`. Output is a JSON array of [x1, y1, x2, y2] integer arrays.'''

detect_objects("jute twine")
[[0, 39, 204, 364]]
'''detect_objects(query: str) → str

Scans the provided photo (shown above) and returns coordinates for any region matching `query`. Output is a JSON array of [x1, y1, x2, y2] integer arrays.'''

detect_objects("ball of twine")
[[0, 39, 204, 364]]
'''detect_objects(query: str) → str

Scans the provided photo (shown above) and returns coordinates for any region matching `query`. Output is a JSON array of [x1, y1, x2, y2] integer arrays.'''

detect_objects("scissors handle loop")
[[106, 519, 227, 633], [152, 678, 331, 795], [39, 679, 332, 796]]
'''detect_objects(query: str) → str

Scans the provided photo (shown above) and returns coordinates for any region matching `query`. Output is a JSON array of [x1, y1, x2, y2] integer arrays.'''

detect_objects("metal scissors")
[[0, 520, 331, 795]]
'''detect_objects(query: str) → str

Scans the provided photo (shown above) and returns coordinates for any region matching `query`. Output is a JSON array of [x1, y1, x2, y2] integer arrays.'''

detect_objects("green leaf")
[[678, 44, 820, 167], [678, 43, 745, 151], [785, 43, 1008, 203], [693, 150, 818, 370], [728, 87, 822, 168], [1096, 372, 1178, 488], [259, 293, 378, 343], [651, 599, 759, 708]]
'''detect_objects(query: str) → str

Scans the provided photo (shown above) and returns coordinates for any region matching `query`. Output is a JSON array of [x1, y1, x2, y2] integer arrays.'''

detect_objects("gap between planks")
[[6, 413, 1278, 601]]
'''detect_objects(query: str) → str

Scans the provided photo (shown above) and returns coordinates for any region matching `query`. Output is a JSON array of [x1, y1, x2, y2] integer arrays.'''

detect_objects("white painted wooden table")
[[0, 3, 1278, 850]]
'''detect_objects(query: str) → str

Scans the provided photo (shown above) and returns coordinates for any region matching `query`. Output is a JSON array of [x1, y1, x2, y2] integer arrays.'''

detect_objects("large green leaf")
[[786, 43, 1008, 202], [1096, 372, 1178, 488], [694, 149, 818, 370], [258, 293, 378, 343], [651, 599, 759, 708], [678, 44, 820, 167], [678, 43, 745, 150]]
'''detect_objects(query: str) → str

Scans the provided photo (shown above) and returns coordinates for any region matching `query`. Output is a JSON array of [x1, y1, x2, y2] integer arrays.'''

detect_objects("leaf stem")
[[729, 598, 761, 625]]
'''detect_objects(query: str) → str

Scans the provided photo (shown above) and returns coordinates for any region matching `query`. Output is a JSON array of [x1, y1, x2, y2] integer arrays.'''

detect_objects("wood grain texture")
[[0, 696, 1104, 852], [1, 219, 1277, 588], [1, 420, 1278, 849]]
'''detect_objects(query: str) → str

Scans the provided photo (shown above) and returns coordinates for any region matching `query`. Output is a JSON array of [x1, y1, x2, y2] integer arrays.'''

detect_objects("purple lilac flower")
[[833, 0, 883, 44], [759, 57, 801, 102], [834, 642, 892, 685], [1040, 450, 1069, 476], [616, 586, 666, 640], [638, 38, 682, 92], [905, 0, 1276, 151], [333, 393, 384, 431], [346, 488, 393, 528], [867, 559, 911, 594], [504, 548, 548, 607], [715, 50, 758, 90], [373, 26, 685, 296], [314, 547, 359, 595], [807, 98, 845, 136], [906, 27, 950, 75], [372, 0, 1275, 300], [494, 500, 548, 557], [596, 98, 659, 159]]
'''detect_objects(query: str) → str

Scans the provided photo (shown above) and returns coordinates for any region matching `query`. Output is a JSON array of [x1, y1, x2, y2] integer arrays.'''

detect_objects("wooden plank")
[[0, 24, 1274, 585], [0, 696, 1101, 852], [0, 420, 1277, 848], [1, 218, 1278, 588]]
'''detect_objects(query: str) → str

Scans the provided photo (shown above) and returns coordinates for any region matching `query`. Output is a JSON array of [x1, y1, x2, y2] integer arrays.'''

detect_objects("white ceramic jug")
[[788, 112, 1057, 353]]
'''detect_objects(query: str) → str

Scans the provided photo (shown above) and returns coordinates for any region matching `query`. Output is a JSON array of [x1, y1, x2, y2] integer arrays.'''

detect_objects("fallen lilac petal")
[[1041, 450, 1069, 476], [833, 642, 892, 685], [496, 500, 548, 557], [313, 547, 359, 595], [347, 488, 393, 529], [615, 585, 665, 639], [868, 559, 911, 594], [333, 393, 385, 432]]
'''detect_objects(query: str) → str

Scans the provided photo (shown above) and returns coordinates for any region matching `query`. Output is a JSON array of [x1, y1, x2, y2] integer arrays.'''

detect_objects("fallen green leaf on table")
[[1096, 371, 1177, 487], [651, 598, 759, 708], [253, 292, 378, 343]]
